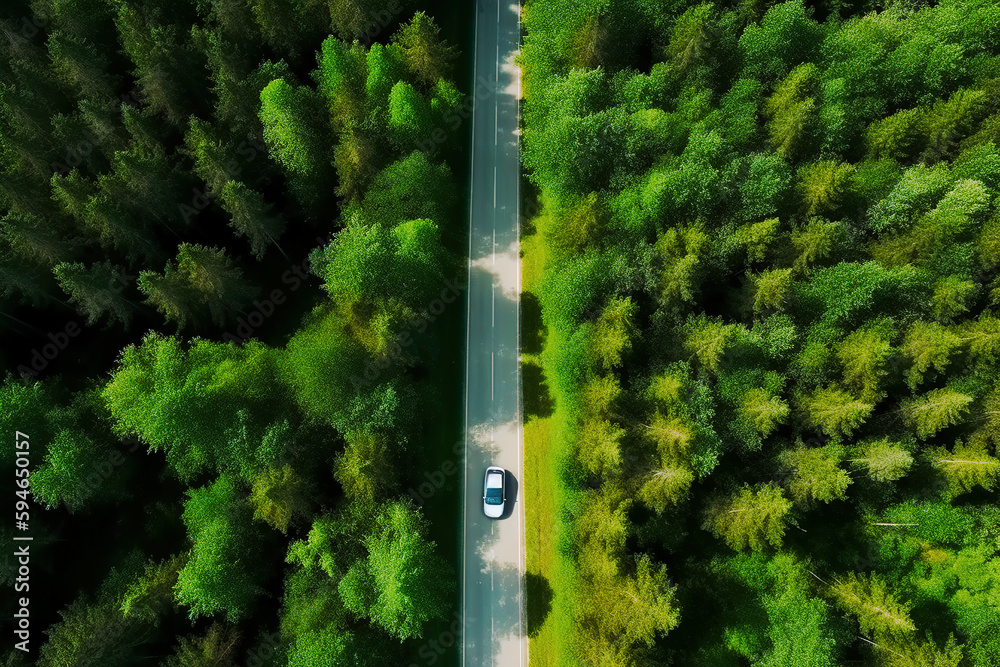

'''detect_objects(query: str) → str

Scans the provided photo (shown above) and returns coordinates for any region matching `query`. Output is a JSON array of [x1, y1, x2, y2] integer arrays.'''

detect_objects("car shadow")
[[500, 470, 518, 520]]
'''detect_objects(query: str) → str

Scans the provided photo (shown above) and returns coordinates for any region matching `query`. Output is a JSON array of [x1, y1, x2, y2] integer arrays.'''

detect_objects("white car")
[[482, 466, 506, 518]]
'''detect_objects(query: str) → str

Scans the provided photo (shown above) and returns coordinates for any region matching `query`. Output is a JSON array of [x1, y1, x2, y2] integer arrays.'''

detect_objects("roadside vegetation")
[[0, 0, 466, 664], [519, 0, 1000, 664]]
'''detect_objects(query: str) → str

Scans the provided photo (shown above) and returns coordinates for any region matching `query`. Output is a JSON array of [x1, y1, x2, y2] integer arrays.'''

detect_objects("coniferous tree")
[[53, 261, 134, 328], [704, 484, 793, 551], [391, 12, 456, 90]]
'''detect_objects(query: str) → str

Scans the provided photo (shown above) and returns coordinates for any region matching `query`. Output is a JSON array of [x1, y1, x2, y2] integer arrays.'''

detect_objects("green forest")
[[0, 0, 468, 665], [519, 0, 1000, 665]]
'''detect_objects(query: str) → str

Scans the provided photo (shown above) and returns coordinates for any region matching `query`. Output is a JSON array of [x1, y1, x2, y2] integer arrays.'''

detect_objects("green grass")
[[521, 186, 574, 665]]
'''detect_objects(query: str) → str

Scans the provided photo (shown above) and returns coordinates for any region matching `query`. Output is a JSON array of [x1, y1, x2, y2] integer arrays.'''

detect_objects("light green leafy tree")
[[338, 501, 454, 640], [931, 275, 977, 323], [765, 63, 818, 159], [799, 162, 854, 217], [174, 475, 271, 622], [792, 217, 842, 273], [333, 430, 398, 503], [590, 297, 635, 370], [249, 464, 312, 534], [259, 78, 333, 213]]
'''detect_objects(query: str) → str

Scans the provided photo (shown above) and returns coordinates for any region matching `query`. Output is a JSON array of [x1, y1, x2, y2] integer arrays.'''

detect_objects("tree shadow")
[[521, 291, 545, 355], [500, 470, 518, 519], [525, 571, 554, 638], [522, 359, 553, 419]]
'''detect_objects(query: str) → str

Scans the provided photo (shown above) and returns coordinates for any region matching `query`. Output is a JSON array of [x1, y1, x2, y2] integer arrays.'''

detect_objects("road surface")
[[461, 0, 525, 665]]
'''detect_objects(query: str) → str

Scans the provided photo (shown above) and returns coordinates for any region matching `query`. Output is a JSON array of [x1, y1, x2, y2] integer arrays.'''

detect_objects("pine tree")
[[801, 386, 873, 438], [752, 268, 794, 313], [704, 483, 793, 551], [665, 3, 715, 76], [970, 385, 1000, 451], [161, 622, 241, 667], [120, 554, 187, 624], [957, 316, 1000, 362], [0, 213, 78, 265], [177, 244, 257, 327], [929, 441, 1000, 499], [739, 387, 789, 438], [828, 573, 915, 642], [765, 63, 818, 159], [198, 26, 291, 138], [391, 12, 456, 90], [113, 5, 207, 126], [316, 36, 369, 133], [137, 264, 201, 329], [901, 321, 960, 389], [778, 445, 851, 505], [638, 466, 694, 509], [836, 324, 893, 403], [53, 261, 134, 328], [219, 180, 286, 259], [876, 633, 963, 667], [683, 315, 739, 373], [46, 30, 119, 103], [848, 439, 914, 482], [644, 413, 695, 464], [902, 388, 973, 440]]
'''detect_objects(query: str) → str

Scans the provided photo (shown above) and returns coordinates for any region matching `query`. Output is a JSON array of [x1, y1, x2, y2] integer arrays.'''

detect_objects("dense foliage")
[[520, 0, 1000, 664], [0, 0, 463, 663]]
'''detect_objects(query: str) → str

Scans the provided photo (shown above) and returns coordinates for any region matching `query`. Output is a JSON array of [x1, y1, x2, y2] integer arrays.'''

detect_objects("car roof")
[[485, 469, 504, 488]]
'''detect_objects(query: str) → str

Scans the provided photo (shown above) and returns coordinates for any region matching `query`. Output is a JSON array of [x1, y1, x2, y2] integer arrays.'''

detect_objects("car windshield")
[[485, 487, 503, 504]]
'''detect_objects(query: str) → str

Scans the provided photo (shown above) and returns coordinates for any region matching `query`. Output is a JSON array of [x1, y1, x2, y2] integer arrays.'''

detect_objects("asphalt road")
[[461, 0, 525, 665]]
